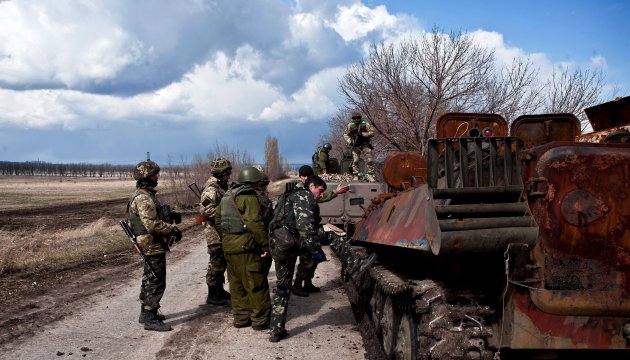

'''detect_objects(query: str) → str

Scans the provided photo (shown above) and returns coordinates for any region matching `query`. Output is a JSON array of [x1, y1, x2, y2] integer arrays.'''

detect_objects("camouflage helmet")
[[133, 160, 160, 180], [238, 166, 264, 184], [323, 143, 332, 151], [210, 157, 232, 175], [351, 109, 362, 119]]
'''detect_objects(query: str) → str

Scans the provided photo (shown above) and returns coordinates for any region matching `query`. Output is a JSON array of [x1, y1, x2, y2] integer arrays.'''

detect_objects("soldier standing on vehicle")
[[312, 143, 333, 175], [216, 166, 272, 330], [291, 166, 348, 296], [268, 175, 327, 342], [128, 160, 182, 332], [199, 158, 233, 306], [343, 109, 375, 181]]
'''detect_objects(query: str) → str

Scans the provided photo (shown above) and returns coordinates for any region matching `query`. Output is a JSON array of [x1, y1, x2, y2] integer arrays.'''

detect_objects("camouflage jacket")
[[312, 147, 330, 172], [128, 187, 177, 256], [199, 176, 226, 223], [294, 180, 336, 203], [216, 184, 267, 255], [270, 187, 320, 254], [343, 120, 375, 146]]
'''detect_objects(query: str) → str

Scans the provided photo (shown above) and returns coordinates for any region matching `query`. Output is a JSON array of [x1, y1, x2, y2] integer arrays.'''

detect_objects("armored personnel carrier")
[[320, 97, 630, 359]]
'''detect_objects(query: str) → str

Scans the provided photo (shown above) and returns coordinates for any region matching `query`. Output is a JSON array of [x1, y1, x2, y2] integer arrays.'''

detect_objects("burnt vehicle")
[[321, 96, 630, 359]]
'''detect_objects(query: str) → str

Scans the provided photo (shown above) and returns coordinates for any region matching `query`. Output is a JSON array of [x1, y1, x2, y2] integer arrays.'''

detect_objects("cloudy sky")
[[0, 0, 628, 165]]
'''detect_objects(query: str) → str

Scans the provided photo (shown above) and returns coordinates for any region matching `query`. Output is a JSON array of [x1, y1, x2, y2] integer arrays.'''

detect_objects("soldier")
[[268, 175, 327, 342], [216, 166, 272, 330], [199, 158, 233, 306], [127, 160, 182, 332], [343, 109, 375, 181], [292, 165, 348, 296], [254, 174, 274, 228], [312, 143, 333, 175]]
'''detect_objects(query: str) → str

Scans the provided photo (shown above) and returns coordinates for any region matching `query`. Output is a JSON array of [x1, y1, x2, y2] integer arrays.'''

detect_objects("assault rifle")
[[188, 182, 202, 199], [119, 220, 158, 278], [161, 205, 182, 249]]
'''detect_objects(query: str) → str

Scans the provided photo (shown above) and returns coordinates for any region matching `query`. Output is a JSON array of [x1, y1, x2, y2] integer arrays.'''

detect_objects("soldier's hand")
[[322, 169, 328, 174], [171, 227, 183, 242], [335, 183, 349, 194]]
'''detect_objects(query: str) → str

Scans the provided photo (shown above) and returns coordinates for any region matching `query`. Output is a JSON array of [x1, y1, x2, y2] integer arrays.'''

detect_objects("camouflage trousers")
[[352, 144, 373, 175], [330, 234, 362, 277], [294, 253, 317, 284], [270, 254, 298, 336], [205, 224, 227, 286], [138, 253, 166, 311], [225, 252, 272, 327]]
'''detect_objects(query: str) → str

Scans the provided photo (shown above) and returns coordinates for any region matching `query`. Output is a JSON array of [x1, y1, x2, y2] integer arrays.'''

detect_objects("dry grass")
[[0, 217, 128, 275], [0, 176, 131, 210]]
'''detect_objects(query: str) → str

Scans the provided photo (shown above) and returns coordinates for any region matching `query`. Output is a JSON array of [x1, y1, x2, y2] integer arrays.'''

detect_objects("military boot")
[[303, 280, 320, 293], [291, 280, 308, 297], [206, 285, 229, 306], [138, 305, 165, 324], [217, 286, 232, 301], [144, 309, 172, 332]]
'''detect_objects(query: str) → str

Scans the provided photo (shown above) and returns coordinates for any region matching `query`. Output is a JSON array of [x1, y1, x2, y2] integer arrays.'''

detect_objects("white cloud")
[[591, 55, 608, 69], [0, 1, 149, 88], [328, 3, 398, 42], [257, 66, 345, 122]]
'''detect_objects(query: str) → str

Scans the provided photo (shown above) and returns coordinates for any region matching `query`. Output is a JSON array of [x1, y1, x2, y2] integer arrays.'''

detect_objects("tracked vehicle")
[[321, 97, 630, 359]]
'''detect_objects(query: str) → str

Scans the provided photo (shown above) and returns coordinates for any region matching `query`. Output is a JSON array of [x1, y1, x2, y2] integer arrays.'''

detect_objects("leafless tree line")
[[0, 161, 134, 177], [326, 28, 612, 159]]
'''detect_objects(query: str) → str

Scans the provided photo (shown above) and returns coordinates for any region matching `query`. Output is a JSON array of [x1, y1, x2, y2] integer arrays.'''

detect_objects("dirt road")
[[0, 230, 368, 360]]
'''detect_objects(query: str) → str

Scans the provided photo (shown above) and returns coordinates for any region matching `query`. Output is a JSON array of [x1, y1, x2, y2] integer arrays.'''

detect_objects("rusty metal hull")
[[503, 290, 630, 349], [353, 185, 440, 254], [508, 141, 630, 349]]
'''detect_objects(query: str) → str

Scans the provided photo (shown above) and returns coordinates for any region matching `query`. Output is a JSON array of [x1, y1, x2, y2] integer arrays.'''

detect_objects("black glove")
[[171, 227, 183, 242]]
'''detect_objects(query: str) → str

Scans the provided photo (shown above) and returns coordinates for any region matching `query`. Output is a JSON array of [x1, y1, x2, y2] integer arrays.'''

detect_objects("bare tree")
[[544, 67, 605, 130], [333, 28, 607, 157]]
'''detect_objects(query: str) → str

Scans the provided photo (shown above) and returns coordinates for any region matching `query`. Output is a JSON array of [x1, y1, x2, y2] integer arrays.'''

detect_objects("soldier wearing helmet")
[[312, 142, 334, 175], [216, 166, 272, 330], [127, 160, 182, 332], [343, 109, 376, 181], [199, 158, 233, 306]]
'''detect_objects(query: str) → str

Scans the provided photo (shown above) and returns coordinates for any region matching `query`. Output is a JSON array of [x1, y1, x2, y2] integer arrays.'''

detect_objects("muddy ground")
[[0, 197, 386, 360]]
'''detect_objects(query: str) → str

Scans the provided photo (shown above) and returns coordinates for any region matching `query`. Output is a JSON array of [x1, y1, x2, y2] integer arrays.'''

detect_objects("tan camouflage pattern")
[[133, 160, 160, 180], [199, 176, 228, 286], [343, 119, 375, 145], [343, 119, 375, 176], [351, 145, 374, 175], [129, 188, 177, 256]]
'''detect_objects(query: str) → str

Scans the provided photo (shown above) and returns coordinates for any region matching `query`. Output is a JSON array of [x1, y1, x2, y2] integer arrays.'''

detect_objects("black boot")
[[304, 280, 320, 293], [292, 280, 308, 297], [217, 286, 231, 300], [206, 285, 229, 306], [144, 309, 172, 332], [138, 305, 165, 324]]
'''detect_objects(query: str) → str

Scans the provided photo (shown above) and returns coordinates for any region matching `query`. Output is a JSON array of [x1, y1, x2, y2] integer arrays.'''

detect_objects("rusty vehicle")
[[320, 96, 630, 359]]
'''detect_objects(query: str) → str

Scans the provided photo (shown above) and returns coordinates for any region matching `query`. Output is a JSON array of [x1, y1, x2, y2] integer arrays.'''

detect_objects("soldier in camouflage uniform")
[[254, 174, 274, 228], [216, 167, 272, 330], [199, 158, 233, 306], [127, 160, 182, 332], [312, 143, 333, 175], [292, 166, 348, 296], [343, 109, 375, 181], [268, 175, 328, 342]]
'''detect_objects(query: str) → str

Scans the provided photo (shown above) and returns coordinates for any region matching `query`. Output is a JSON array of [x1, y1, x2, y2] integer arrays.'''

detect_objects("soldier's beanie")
[[299, 165, 314, 177]]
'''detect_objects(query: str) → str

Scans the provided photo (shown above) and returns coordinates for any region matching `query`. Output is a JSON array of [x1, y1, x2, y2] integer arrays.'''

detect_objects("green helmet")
[[210, 158, 232, 175], [133, 160, 160, 180], [238, 166, 264, 184]]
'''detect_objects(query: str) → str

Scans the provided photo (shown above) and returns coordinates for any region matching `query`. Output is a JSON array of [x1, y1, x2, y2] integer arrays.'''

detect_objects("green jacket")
[[312, 147, 330, 174], [216, 184, 268, 255]]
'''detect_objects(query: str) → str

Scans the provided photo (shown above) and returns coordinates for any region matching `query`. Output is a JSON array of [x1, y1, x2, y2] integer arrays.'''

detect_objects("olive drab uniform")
[[269, 187, 321, 339], [128, 186, 178, 322], [312, 147, 330, 175], [199, 176, 228, 289], [216, 183, 272, 329], [343, 117, 375, 178]]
